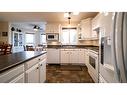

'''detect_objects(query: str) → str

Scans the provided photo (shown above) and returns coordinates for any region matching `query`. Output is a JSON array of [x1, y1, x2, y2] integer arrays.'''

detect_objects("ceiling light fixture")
[[64, 12, 79, 27], [33, 25, 39, 31]]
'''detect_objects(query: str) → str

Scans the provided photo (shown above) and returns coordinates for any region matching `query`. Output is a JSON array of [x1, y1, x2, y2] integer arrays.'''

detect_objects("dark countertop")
[[0, 51, 47, 73], [47, 45, 99, 49]]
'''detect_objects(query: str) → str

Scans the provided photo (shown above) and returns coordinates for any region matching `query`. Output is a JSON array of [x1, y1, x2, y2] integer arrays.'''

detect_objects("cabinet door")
[[47, 49, 60, 64], [78, 49, 85, 63], [0, 64, 24, 83], [26, 64, 39, 83], [39, 59, 46, 83], [70, 50, 79, 64], [9, 73, 24, 83], [60, 50, 69, 64], [81, 18, 92, 39], [84, 49, 89, 66]]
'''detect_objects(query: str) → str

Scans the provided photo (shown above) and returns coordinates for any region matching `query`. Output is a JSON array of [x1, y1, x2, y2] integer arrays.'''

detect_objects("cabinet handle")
[[38, 59, 40, 61], [37, 67, 39, 69], [40, 64, 43, 66]]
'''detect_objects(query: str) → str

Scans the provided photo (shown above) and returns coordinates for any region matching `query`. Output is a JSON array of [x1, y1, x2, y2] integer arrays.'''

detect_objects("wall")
[[0, 22, 9, 44]]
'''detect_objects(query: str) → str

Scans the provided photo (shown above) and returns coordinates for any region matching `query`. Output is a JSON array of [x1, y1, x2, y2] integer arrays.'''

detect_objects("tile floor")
[[46, 64, 94, 83]]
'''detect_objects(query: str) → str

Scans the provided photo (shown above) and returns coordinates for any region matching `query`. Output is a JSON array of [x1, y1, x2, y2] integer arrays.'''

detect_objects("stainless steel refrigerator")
[[111, 12, 127, 83]]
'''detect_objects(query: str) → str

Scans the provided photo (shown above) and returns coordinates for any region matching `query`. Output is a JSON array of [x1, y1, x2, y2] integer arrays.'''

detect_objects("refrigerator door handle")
[[116, 12, 127, 82], [122, 13, 127, 81], [112, 12, 120, 82]]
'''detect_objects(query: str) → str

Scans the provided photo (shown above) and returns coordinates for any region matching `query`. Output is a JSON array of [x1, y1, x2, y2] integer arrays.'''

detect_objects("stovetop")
[[89, 47, 99, 55]]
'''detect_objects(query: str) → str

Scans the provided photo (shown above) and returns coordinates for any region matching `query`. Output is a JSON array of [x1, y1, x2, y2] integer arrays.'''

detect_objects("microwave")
[[46, 33, 59, 40]]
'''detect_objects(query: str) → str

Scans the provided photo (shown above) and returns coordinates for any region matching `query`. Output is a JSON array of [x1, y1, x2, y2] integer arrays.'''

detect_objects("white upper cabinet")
[[91, 13, 100, 38], [46, 24, 61, 33], [92, 12, 113, 37], [78, 18, 92, 40]]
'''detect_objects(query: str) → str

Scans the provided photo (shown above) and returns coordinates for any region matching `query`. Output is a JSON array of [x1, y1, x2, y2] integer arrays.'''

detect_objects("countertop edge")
[[0, 51, 47, 73]]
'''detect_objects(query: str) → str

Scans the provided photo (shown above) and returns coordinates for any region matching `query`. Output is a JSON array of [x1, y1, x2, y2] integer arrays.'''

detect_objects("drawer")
[[38, 54, 47, 61], [0, 64, 24, 83], [9, 73, 25, 83], [25, 54, 47, 69], [25, 57, 39, 69]]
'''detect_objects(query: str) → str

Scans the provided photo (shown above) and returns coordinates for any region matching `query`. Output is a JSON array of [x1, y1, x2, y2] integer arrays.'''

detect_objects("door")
[[9, 73, 24, 83], [39, 59, 46, 83], [112, 12, 127, 82], [26, 64, 39, 83], [60, 50, 69, 64]]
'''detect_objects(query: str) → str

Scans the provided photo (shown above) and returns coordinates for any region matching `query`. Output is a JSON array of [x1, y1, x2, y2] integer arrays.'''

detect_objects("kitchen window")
[[40, 34, 46, 45], [61, 28, 77, 45], [25, 33, 35, 46]]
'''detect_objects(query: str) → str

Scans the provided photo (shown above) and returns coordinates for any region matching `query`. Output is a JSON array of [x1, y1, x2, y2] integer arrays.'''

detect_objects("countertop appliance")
[[46, 33, 59, 41]]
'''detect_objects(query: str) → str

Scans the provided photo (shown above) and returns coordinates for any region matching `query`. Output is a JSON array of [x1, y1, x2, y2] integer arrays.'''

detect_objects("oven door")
[[88, 52, 99, 82]]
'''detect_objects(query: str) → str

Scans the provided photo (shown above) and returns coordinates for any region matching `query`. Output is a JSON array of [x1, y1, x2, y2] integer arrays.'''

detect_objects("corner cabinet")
[[12, 31, 24, 53], [78, 18, 92, 40]]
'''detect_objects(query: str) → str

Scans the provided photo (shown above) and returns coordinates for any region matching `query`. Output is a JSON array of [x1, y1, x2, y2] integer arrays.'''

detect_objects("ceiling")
[[0, 12, 98, 32], [0, 12, 98, 23]]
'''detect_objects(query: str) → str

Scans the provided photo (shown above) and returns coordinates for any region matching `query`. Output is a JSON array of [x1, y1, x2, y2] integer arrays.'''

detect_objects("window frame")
[[25, 33, 35, 46], [60, 27, 78, 45]]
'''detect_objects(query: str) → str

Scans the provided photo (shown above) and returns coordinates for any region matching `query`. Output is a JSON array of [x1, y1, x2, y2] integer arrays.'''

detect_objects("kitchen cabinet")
[[84, 49, 89, 66], [60, 49, 85, 65], [91, 13, 100, 38], [0, 51, 47, 83], [47, 48, 60, 64], [78, 18, 92, 40], [60, 49, 70, 63], [26, 64, 39, 83], [25, 53, 47, 83], [70, 49, 79, 63], [39, 59, 46, 83], [9, 73, 25, 83], [0, 64, 24, 83], [46, 24, 61, 33]]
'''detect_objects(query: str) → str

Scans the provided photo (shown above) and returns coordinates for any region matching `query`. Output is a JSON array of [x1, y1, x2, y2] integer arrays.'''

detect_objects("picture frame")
[[2, 32, 8, 37]]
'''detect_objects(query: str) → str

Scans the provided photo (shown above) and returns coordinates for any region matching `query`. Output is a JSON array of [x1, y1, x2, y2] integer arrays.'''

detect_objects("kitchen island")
[[0, 51, 47, 83]]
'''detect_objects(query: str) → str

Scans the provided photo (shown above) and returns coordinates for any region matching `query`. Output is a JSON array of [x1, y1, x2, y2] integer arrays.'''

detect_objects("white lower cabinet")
[[78, 49, 85, 63], [60, 49, 70, 63], [60, 49, 85, 65], [0, 64, 24, 83], [39, 59, 46, 83], [70, 50, 79, 64], [47, 49, 60, 64], [84, 49, 89, 66], [9, 73, 25, 83], [25, 54, 47, 83], [26, 64, 39, 83], [0, 53, 47, 83]]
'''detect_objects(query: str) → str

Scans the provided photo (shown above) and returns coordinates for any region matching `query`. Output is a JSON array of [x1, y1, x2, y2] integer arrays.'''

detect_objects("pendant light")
[[33, 25, 39, 31]]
